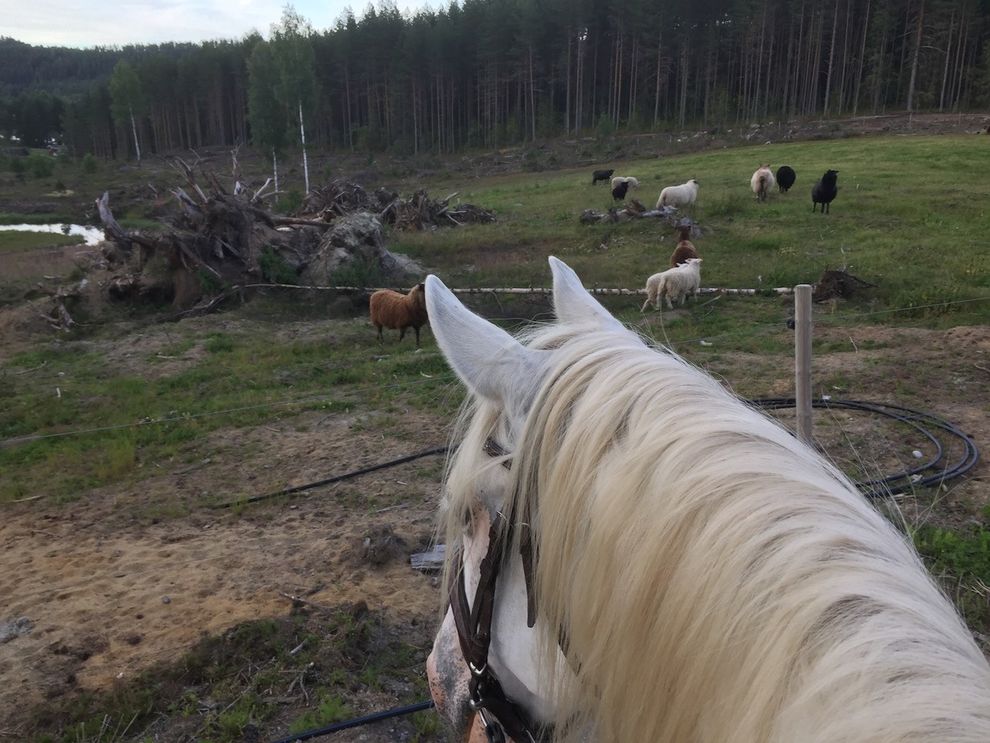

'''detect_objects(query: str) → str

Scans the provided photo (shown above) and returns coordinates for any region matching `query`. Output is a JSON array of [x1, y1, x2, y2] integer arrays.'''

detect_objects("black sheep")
[[592, 168, 615, 185], [812, 170, 839, 213], [612, 180, 630, 202], [776, 165, 796, 193]]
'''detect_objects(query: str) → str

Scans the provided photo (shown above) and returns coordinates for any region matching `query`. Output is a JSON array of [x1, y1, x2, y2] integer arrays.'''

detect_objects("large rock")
[[300, 212, 422, 285]]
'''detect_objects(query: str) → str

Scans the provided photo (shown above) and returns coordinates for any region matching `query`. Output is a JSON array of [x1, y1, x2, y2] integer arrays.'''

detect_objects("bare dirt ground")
[[0, 331, 450, 740], [2, 310, 989, 741]]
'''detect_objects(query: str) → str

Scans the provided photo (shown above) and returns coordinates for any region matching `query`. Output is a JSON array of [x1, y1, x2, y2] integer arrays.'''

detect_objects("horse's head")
[[425, 258, 626, 741]]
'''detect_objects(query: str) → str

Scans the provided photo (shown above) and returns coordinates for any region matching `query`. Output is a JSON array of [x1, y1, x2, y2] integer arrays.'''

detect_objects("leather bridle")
[[446, 437, 544, 743]]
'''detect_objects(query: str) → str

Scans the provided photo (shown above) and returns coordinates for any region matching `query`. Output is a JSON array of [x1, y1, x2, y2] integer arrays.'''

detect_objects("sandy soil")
[[0, 403, 447, 738]]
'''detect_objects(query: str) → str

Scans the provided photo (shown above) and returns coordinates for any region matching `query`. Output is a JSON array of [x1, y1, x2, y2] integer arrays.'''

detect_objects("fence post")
[[794, 284, 813, 444]]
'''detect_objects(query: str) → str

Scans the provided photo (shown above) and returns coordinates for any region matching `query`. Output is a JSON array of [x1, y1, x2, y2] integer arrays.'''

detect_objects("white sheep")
[[656, 178, 699, 209], [751, 164, 775, 202], [640, 258, 702, 311], [610, 176, 640, 190]]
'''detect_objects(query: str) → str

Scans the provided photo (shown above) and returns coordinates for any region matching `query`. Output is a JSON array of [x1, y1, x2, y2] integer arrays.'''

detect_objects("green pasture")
[[2, 135, 990, 504], [4, 133, 990, 740], [0, 230, 82, 252], [395, 135, 990, 324]]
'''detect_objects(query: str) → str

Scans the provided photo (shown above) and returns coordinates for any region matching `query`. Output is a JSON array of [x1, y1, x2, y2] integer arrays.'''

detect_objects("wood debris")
[[301, 179, 496, 230]]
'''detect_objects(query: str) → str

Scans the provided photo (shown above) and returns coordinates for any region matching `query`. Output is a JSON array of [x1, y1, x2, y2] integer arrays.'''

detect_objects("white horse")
[[425, 257, 990, 742]]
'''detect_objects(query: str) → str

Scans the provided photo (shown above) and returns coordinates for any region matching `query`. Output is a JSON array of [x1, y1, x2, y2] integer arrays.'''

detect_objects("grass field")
[[3, 133, 990, 741], [394, 136, 990, 320], [2, 135, 989, 503]]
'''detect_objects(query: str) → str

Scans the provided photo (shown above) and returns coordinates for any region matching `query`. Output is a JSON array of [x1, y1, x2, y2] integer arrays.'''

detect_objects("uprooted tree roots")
[[94, 157, 491, 315]]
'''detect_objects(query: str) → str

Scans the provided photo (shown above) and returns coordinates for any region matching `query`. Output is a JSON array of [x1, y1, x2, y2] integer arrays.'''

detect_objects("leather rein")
[[447, 436, 543, 743]]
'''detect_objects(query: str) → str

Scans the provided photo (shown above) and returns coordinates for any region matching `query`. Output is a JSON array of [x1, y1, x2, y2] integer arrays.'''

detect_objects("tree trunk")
[[298, 100, 310, 195], [273, 148, 279, 200], [565, 33, 572, 134], [529, 44, 537, 140], [906, 0, 925, 112], [939, 7, 955, 110], [852, 0, 871, 115], [653, 27, 663, 128], [129, 106, 142, 165], [823, 0, 840, 117]]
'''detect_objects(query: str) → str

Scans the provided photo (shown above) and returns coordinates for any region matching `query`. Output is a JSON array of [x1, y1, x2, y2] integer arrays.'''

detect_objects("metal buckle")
[[468, 660, 487, 677], [477, 707, 506, 743]]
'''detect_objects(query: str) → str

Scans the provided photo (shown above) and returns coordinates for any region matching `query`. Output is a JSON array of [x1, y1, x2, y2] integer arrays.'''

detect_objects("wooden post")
[[795, 284, 813, 444]]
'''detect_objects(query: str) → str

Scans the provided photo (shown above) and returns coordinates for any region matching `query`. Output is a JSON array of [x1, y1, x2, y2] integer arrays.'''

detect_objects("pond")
[[0, 223, 104, 246]]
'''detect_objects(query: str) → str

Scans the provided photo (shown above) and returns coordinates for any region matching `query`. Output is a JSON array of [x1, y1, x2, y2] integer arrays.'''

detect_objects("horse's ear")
[[549, 256, 625, 331], [426, 275, 547, 416]]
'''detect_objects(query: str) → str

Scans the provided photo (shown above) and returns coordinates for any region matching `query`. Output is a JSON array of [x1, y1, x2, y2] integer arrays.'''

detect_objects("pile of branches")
[[580, 200, 683, 226], [300, 179, 496, 230], [95, 152, 330, 313], [813, 269, 878, 302]]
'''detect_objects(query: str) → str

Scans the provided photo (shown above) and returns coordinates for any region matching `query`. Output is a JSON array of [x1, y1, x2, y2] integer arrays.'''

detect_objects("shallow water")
[[0, 223, 104, 246]]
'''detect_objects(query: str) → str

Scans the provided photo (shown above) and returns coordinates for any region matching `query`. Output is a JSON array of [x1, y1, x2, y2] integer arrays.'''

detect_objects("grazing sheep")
[[591, 168, 615, 185], [751, 164, 775, 202], [669, 224, 700, 267], [776, 165, 796, 192], [812, 169, 839, 213], [612, 180, 630, 202], [610, 176, 640, 190], [656, 178, 699, 209], [641, 257, 702, 311], [369, 282, 429, 347]]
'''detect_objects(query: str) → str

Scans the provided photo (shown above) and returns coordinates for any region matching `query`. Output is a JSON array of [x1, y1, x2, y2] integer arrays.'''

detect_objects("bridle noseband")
[[446, 437, 543, 743]]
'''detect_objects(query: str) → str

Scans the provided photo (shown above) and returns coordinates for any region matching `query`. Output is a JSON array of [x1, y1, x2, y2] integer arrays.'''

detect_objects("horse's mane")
[[441, 321, 990, 742]]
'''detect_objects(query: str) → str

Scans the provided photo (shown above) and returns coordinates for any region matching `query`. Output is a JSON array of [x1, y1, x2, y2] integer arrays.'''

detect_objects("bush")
[[26, 153, 55, 178], [596, 112, 616, 141], [279, 189, 304, 214], [332, 253, 383, 288], [81, 153, 98, 174], [259, 247, 298, 284]]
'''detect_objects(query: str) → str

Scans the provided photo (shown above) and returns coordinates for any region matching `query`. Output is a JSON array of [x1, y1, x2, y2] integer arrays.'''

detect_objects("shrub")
[[26, 153, 55, 178], [596, 112, 616, 140], [81, 153, 98, 174], [279, 189, 304, 214], [259, 247, 298, 284]]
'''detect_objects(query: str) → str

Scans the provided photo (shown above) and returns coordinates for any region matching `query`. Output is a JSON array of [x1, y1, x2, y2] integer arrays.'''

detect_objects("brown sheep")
[[669, 224, 700, 267], [369, 283, 429, 347]]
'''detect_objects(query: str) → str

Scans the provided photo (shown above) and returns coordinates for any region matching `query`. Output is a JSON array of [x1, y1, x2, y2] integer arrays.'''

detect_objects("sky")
[[0, 0, 433, 48]]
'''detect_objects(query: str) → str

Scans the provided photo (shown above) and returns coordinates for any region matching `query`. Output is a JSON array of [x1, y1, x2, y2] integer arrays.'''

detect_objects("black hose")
[[267, 700, 435, 743], [751, 398, 979, 498], [220, 401, 977, 508], [212, 446, 448, 509]]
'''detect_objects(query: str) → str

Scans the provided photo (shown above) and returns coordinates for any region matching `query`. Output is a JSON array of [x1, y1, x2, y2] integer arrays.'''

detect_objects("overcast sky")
[[0, 0, 433, 48]]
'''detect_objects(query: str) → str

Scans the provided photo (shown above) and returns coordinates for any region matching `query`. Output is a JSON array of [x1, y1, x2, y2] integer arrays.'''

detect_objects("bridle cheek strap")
[[448, 513, 541, 743]]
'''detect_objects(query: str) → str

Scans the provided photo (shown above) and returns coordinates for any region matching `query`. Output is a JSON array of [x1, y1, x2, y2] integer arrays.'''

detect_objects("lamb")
[[669, 224, 700, 267], [610, 176, 640, 190], [812, 169, 839, 213], [591, 168, 615, 185], [776, 165, 796, 192], [369, 282, 429, 347], [656, 178, 699, 209], [641, 258, 702, 311], [751, 164, 775, 202], [611, 176, 639, 202]]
